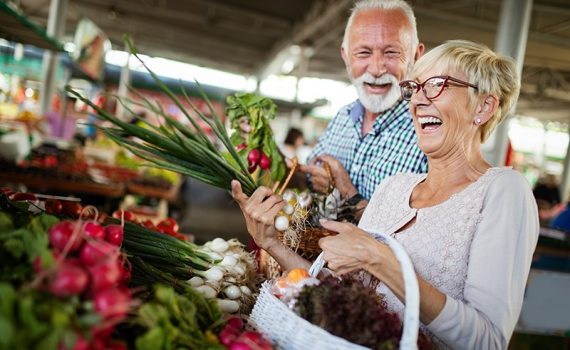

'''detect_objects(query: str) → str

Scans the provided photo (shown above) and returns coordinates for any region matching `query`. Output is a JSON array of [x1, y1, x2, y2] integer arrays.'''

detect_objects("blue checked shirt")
[[309, 99, 428, 200]]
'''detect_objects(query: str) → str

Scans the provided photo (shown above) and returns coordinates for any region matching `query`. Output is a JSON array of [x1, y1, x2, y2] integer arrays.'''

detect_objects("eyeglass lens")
[[401, 77, 447, 100]]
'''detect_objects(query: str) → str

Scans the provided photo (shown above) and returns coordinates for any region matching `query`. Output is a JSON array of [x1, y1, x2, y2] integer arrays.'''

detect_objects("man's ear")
[[414, 42, 425, 62], [341, 46, 348, 66], [475, 95, 499, 125]]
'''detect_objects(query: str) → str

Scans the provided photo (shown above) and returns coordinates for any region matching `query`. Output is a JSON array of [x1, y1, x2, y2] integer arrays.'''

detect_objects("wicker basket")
[[250, 228, 421, 350], [260, 226, 335, 279], [278, 226, 335, 259]]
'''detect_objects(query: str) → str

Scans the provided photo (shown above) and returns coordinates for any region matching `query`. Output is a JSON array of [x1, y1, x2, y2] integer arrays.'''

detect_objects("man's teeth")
[[418, 117, 442, 125]]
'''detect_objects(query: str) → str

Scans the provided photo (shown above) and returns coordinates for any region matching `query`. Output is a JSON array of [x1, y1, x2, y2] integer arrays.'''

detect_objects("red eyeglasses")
[[399, 75, 478, 101]]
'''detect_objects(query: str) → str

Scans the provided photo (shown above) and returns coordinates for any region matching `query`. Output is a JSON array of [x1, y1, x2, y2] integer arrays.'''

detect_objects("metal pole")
[[39, 0, 68, 118], [485, 0, 533, 166], [115, 48, 131, 121], [560, 125, 570, 201]]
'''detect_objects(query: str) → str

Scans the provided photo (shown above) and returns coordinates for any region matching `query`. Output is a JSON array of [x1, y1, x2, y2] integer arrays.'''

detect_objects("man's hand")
[[231, 180, 286, 250], [297, 154, 358, 198]]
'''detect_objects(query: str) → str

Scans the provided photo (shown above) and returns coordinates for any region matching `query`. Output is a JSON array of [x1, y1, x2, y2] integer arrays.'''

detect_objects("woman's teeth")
[[418, 116, 442, 130]]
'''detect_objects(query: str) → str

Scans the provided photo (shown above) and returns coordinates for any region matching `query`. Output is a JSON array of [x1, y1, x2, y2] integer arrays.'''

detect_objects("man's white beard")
[[352, 72, 401, 114]]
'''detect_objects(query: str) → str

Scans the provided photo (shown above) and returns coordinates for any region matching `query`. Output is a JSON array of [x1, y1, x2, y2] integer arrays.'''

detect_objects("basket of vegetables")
[[250, 228, 424, 350]]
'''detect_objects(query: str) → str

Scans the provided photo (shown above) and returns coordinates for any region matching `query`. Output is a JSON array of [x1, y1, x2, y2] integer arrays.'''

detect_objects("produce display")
[[0, 193, 270, 350]]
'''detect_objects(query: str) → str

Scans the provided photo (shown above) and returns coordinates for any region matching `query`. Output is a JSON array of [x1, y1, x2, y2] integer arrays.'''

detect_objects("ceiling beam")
[[256, 0, 352, 80], [415, 5, 570, 49]]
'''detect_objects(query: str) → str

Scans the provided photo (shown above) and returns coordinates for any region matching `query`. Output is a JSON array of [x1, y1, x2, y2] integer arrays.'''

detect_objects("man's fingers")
[[249, 186, 276, 204]]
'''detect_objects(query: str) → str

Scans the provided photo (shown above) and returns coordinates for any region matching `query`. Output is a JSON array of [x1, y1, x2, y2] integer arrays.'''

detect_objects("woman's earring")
[[474, 118, 481, 125]]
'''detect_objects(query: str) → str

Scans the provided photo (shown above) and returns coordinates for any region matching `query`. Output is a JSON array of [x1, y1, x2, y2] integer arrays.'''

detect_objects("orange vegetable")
[[286, 268, 310, 283]]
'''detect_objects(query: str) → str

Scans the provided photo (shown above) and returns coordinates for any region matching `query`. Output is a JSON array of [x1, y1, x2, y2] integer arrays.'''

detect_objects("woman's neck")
[[425, 150, 491, 191]]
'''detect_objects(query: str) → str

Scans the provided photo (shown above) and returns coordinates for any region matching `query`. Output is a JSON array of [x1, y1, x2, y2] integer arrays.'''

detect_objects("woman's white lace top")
[[359, 167, 539, 349]]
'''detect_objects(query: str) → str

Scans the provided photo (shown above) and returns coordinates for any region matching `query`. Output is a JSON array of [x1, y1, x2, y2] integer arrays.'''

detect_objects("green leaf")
[[0, 212, 14, 234], [0, 317, 14, 348], [3, 238, 25, 259], [0, 284, 15, 320], [136, 327, 165, 350]]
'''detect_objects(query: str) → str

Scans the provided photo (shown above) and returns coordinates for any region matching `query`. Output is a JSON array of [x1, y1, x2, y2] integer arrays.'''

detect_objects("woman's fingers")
[[231, 180, 248, 205]]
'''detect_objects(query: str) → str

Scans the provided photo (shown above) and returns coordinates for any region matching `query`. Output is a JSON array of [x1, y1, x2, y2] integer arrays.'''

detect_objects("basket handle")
[[308, 228, 419, 350]]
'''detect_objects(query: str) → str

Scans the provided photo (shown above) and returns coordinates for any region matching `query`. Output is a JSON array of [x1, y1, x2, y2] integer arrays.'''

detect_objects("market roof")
[[9, 0, 570, 122], [0, 1, 64, 52]]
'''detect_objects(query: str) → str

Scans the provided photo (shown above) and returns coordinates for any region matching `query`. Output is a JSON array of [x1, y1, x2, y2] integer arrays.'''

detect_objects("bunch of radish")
[[246, 148, 271, 174], [189, 238, 257, 314], [218, 316, 272, 350], [34, 216, 133, 350]]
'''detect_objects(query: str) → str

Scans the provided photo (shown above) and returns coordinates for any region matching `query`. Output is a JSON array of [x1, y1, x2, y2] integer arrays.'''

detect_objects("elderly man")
[[300, 0, 428, 217]]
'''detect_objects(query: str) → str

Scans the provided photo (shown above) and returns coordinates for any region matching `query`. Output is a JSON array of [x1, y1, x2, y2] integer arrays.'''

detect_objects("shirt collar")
[[350, 99, 409, 134]]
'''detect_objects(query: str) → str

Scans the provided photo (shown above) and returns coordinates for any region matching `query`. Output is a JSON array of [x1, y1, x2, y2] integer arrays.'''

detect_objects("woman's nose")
[[410, 87, 431, 106]]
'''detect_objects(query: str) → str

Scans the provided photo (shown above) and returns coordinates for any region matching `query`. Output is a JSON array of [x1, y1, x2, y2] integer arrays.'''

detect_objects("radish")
[[235, 143, 247, 152], [225, 316, 244, 331], [228, 341, 253, 350], [49, 264, 88, 297], [259, 152, 271, 170], [247, 149, 261, 166], [218, 327, 238, 346], [112, 210, 136, 222], [70, 334, 89, 350], [79, 240, 118, 266], [83, 222, 105, 240], [105, 225, 124, 246], [94, 288, 130, 320], [45, 199, 63, 215], [49, 221, 82, 253], [89, 260, 121, 292], [61, 201, 82, 219]]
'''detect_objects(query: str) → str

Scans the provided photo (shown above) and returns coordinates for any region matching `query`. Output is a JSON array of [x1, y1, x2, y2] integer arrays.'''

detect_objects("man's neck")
[[361, 109, 378, 136]]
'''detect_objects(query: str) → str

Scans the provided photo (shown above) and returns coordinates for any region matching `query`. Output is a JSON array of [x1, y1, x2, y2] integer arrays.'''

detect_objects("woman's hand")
[[231, 180, 286, 250], [318, 219, 385, 275]]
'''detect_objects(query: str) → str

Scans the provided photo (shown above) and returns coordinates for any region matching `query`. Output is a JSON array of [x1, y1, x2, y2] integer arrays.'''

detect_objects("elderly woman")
[[231, 40, 539, 349]]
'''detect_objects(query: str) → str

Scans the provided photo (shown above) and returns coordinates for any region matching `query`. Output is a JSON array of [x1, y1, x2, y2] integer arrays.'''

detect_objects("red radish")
[[94, 288, 130, 320], [105, 225, 124, 246], [228, 342, 253, 350], [107, 341, 128, 350], [83, 222, 106, 240], [112, 210, 136, 222], [259, 153, 271, 170], [49, 264, 88, 297], [79, 240, 118, 266], [248, 164, 257, 173], [61, 201, 83, 218], [159, 218, 179, 232], [247, 149, 261, 166], [9, 192, 37, 201], [142, 219, 156, 230], [49, 221, 82, 253], [235, 143, 247, 151], [68, 334, 89, 350], [218, 327, 239, 346], [226, 316, 244, 331], [89, 261, 121, 292], [237, 331, 264, 345], [45, 199, 63, 215], [92, 325, 114, 339]]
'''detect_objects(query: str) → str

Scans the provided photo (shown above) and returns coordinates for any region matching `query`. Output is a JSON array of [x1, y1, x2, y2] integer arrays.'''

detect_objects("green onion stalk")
[[65, 36, 257, 196]]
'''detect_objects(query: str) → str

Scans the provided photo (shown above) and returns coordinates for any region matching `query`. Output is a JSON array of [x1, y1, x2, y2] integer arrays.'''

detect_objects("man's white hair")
[[341, 0, 419, 53]]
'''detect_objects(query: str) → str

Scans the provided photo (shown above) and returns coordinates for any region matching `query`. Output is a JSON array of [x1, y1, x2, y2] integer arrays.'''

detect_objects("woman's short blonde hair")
[[411, 40, 520, 142]]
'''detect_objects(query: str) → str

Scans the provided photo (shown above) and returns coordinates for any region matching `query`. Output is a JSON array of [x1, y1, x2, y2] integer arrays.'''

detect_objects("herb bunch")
[[294, 275, 433, 350]]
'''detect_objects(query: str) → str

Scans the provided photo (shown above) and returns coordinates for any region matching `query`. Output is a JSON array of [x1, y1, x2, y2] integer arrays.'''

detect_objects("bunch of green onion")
[[65, 37, 257, 196]]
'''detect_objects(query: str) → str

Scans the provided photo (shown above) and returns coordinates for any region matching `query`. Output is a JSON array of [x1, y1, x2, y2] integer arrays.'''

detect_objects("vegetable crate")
[[250, 229, 421, 350]]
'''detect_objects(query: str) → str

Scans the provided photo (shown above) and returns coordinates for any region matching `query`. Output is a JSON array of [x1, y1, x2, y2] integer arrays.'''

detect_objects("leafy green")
[[226, 92, 286, 183], [134, 285, 225, 350]]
